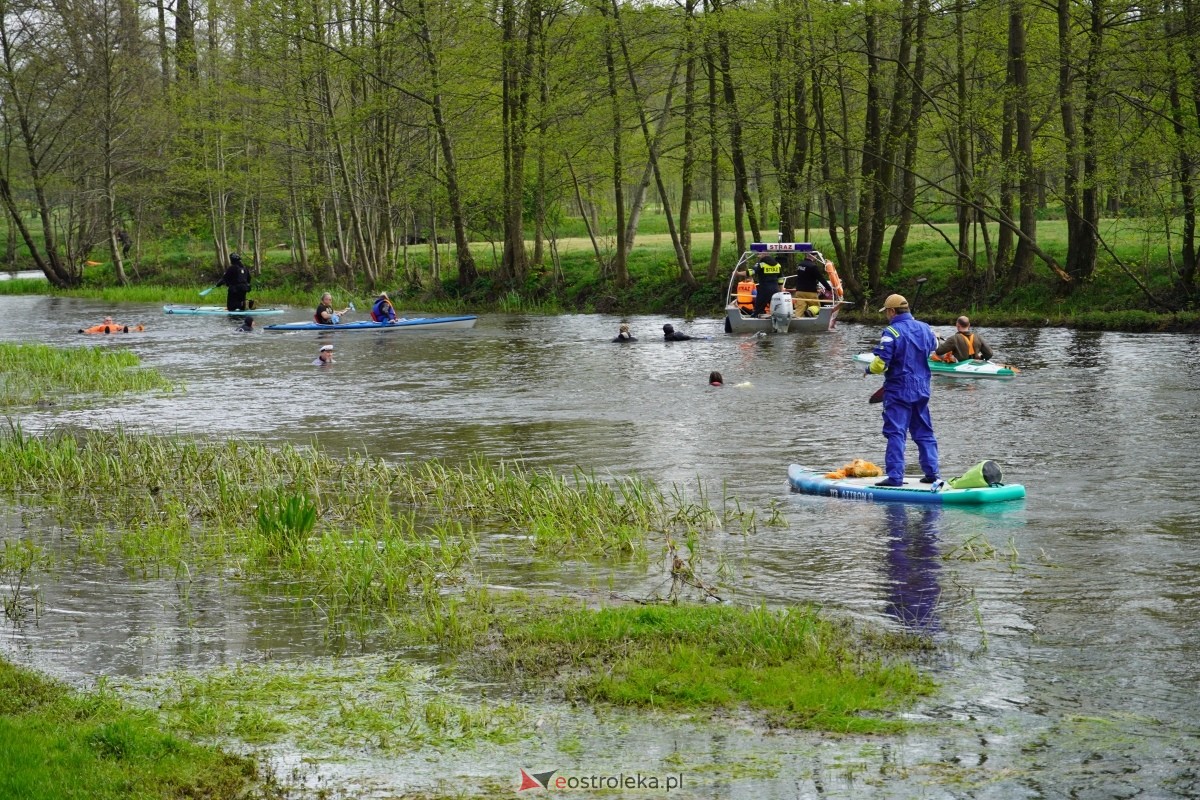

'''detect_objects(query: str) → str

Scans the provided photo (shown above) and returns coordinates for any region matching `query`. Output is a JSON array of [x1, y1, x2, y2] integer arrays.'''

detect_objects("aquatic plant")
[[115, 656, 527, 755], [461, 602, 935, 733], [254, 490, 317, 556], [0, 539, 48, 623], [0, 343, 175, 407]]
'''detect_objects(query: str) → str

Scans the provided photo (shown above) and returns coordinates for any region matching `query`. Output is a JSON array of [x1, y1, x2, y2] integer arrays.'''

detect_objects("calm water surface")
[[2, 295, 1199, 798]]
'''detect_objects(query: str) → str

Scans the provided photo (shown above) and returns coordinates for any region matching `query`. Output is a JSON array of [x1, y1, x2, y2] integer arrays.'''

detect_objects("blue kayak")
[[264, 315, 477, 332], [164, 305, 285, 316], [788, 464, 1025, 506]]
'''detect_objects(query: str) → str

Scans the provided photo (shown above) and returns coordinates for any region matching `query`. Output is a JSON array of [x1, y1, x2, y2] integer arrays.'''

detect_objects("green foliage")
[[0, 343, 176, 407], [0, 659, 255, 800], [254, 491, 318, 556], [475, 603, 934, 733]]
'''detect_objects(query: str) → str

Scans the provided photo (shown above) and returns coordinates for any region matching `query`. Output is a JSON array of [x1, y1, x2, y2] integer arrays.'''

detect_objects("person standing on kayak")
[[215, 253, 253, 312], [934, 316, 993, 363], [315, 292, 351, 324], [867, 293, 940, 487]]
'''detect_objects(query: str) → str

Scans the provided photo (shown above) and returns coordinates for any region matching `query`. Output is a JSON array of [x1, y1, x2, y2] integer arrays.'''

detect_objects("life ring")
[[825, 261, 844, 300]]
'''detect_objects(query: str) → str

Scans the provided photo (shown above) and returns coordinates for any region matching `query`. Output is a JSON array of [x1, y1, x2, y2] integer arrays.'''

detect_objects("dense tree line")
[[0, 0, 1196, 309]]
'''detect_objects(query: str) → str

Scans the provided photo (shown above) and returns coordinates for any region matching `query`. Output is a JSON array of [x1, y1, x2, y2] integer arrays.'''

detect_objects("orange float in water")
[[79, 321, 144, 334]]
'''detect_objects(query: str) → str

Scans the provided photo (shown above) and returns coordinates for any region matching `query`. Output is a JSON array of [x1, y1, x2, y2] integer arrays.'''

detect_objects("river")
[[2, 294, 1199, 798]]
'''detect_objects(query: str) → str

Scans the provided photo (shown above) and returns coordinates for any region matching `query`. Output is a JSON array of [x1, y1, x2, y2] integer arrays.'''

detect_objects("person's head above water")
[[709, 371, 723, 386]]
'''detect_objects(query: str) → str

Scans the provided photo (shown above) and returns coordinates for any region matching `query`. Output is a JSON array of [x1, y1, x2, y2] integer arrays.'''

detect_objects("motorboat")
[[723, 242, 849, 333]]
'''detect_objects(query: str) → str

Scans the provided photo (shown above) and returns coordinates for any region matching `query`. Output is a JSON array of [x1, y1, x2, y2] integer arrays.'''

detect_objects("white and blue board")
[[163, 305, 285, 316], [788, 464, 1025, 506], [853, 352, 1017, 379]]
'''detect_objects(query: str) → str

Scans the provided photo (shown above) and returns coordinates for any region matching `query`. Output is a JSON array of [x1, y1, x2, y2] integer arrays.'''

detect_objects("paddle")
[[199, 285, 218, 297], [868, 277, 929, 404]]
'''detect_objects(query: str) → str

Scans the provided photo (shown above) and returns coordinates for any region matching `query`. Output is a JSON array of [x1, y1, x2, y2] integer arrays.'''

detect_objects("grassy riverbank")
[[4, 216, 1197, 331], [0, 658, 258, 800]]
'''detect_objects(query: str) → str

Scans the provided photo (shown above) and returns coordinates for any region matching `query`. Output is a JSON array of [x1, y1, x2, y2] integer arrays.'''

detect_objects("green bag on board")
[[949, 460, 1003, 489]]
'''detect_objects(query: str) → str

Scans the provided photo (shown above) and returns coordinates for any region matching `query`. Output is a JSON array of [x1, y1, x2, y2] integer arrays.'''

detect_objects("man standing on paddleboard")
[[215, 253, 253, 312], [866, 294, 939, 487]]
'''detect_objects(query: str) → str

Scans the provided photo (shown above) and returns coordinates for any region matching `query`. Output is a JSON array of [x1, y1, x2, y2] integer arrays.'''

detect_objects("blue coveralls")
[[870, 311, 939, 484]]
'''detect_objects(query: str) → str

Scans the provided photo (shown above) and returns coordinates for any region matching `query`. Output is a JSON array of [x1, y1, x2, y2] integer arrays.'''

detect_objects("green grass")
[[0, 658, 257, 800], [6, 213, 1196, 327], [0, 343, 176, 408], [469, 602, 934, 734]]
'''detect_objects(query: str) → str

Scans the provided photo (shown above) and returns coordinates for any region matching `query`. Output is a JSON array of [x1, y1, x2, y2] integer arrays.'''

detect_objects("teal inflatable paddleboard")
[[163, 305, 285, 316], [853, 352, 1017, 379], [788, 464, 1025, 506]]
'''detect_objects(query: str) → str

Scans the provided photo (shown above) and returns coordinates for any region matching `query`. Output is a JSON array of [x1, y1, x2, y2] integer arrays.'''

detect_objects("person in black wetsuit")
[[662, 323, 693, 341], [612, 323, 636, 342], [215, 253, 252, 311], [752, 255, 783, 316]]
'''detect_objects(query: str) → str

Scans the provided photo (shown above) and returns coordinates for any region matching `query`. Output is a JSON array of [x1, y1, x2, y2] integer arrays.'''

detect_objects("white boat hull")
[[724, 301, 842, 334]]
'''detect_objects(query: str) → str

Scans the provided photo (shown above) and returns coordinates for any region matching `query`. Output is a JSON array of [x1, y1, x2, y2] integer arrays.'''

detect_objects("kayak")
[[264, 315, 477, 332], [80, 322, 144, 334], [163, 305, 286, 316], [853, 352, 1017, 379], [788, 464, 1025, 506]]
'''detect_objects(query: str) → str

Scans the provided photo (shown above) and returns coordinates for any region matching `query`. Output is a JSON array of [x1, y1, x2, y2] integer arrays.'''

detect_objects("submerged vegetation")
[[114, 656, 527, 754], [0, 659, 257, 800], [461, 602, 935, 734], [0, 426, 937, 736], [0, 343, 175, 407]]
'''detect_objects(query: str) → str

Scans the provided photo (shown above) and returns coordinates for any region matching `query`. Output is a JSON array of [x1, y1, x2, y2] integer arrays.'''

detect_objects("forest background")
[[2, 0, 1199, 330]]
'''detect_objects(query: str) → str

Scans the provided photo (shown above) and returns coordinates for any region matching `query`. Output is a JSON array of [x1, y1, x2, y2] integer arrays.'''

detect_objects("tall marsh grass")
[[0, 428, 725, 632], [0, 343, 175, 406]]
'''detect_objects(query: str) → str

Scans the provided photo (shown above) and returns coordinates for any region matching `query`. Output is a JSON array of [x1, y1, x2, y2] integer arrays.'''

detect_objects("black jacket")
[[217, 262, 252, 291]]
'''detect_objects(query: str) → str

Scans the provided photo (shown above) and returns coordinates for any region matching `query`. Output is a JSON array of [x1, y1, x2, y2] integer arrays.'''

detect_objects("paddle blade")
[[868, 386, 885, 404], [199, 286, 215, 297]]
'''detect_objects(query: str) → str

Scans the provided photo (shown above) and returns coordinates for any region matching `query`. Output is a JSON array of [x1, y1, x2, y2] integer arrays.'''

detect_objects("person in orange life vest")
[[752, 255, 783, 316], [866, 293, 939, 487], [934, 316, 993, 363]]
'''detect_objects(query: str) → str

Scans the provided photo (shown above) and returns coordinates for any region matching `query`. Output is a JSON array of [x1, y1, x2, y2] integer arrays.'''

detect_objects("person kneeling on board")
[[933, 316, 993, 363]]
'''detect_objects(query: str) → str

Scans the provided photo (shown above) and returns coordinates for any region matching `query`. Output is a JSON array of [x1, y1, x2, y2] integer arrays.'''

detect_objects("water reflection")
[[883, 504, 942, 633]]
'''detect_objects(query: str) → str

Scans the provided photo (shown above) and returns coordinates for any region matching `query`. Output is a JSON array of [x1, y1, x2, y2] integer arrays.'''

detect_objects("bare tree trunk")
[[1007, 0, 1037, 290], [714, 0, 759, 250], [704, 27, 722, 280], [886, 0, 929, 277], [602, 6, 628, 287]]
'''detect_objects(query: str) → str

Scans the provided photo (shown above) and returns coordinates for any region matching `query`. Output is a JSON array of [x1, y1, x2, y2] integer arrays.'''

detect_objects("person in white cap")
[[865, 293, 939, 487], [312, 344, 335, 366]]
